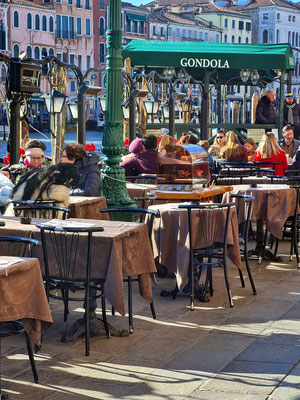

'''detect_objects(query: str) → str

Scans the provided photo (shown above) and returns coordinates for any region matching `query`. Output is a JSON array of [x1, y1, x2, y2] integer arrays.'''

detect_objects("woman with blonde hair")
[[209, 129, 226, 158], [244, 137, 257, 161], [219, 131, 248, 161], [255, 132, 288, 175]]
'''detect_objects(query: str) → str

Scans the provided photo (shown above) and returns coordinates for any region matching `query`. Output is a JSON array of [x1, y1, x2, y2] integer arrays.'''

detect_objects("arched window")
[[0, 20, 6, 51], [13, 43, 19, 58], [296, 33, 299, 47], [34, 46, 40, 60], [13, 11, 19, 28], [292, 32, 295, 47], [99, 17, 105, 36], [35, 14, 40, 31], [231, 35, 235, 43], [224, 34, 227, 43], [288, 31, 291, 43], [246, 37, 249, 44], [0, 65, 6, 82], [48, 48, 54, 56], [26, 45, 32, 58], [262, 29, 268, 43], [238, 36, 241, 43], [27, 13, 32, 29], [41, 47, 47, 59], [49, 16, 54, 33], [276, 29, 280, 43], [42, 15, 47, 31]]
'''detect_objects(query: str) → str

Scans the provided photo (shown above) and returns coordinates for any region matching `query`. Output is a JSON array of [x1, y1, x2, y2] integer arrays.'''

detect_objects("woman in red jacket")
[[255, 132, 288, 176]]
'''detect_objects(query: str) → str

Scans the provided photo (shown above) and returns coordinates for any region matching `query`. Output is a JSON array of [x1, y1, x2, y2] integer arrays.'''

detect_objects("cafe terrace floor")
[[1, 239, 300, 400]]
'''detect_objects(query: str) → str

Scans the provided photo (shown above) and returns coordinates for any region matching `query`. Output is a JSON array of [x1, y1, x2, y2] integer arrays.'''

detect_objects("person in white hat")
[[283, 93, 300, 140]]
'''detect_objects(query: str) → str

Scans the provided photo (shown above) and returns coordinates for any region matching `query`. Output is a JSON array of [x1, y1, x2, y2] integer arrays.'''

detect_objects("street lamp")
[[99, 94, 106, 113], [67, 98, 78, 121], [143, 96, 160, 118]]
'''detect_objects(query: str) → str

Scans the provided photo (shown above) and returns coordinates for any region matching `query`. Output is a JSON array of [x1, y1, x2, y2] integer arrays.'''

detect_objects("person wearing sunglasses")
[[209, 130, 226, 158]]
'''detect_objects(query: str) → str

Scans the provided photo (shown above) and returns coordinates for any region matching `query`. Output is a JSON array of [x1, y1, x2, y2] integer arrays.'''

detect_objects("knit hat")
[[129, 138, 143, 154], [285, 93, 294, 98]]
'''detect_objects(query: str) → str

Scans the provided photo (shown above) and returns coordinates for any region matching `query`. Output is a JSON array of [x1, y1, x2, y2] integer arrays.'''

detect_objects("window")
[[238, 36, 241, 43], [199, 31, 203, 40], [293, 16, 296, 22], [231, 35, 235, 43], [205, 32, 208, 41], [69, 16, 75, 39], [34, 46, 40, 60], [56, 15, 61, 38], [41, 47, 47, 75], [27, 13, 32, 29], [49, 16, 54, 32], [188, 30, 192, 38], [216, 33, 220, 42], [288, 31, 291, 44], [246, 37, 249, 44], [0, 21, 6, 51], [277, 13, 280, 21], [152, 26, 156, 35], [35, 14, 40, 31], [13, 43, 19, 58], [42, 15, 47, 31], [48, 48, 54, 56], [77, 17, 82, 35], [176, 28, 180, 37], [87, 55, 91, 70], [161, 27, 164, 36], [262, 29, 268, 43], [288, 15, 292, 22], [68, 0, 73, 4], [232, 19, 235, 29], [296, 33, 298, 47], [85, 0, 90, 9], [168, 26, 172, 37], [99, 43, 105, 63], [238, 21, 244, 30], [194, 31, 197, 39], [13, 11, 19, 28], [85, 18, 91, 36], [76, 0, 81, 8], [99, 17, 105, 36], [100, 0, 104, 9], [26, 45, 32, 58], [224, 34, 227, 43], [56, 0, 61, 3], [62, 16, 68, 38], [63, 50, 69, 63], [41, 47, 47, 59], [182, 29, 186, 38], [224, 18, 228, 28], [56, 52, 62, 61], [70, 81, 75, 92], [0, 65, 5, 82], [78, 54, 82, 70], [263, 13, 269, 20], [246, 22, 251, 31]]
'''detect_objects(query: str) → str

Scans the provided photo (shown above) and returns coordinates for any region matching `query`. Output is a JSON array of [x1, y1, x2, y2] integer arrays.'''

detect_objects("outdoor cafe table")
[[148, 203, 242, 292], [68, 196, 109, 220], [0, 217, 156, 317], [0, 256, 53, 349]]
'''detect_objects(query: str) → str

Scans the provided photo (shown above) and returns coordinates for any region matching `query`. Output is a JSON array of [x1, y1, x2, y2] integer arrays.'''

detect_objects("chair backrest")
[[35, 223, 105, 299], [253, 161, 280, 171], [212, 174, 248, 185], [0, 236, 41, 257], [133, 193, 157, 210], [178, 203, 234, 255], [126, 174, 157, 184], [266, 175, 289, 184], [13, 204, 70, 220], [229, 194, 255, 238]]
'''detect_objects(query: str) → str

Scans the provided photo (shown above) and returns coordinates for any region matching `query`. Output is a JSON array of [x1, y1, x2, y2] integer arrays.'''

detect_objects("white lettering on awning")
[[180, 57, 230, 69]]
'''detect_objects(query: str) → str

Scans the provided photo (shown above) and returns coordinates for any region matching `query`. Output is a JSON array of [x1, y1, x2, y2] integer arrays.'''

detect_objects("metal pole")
[[101, 0, 134, 207], [278, 69, 285, 139], [200, 70, 210, 139], [77, 91, 86, 144], [129, 94, 135, 142], [169, 96, 175, 138], [10, 100, 21, 165]]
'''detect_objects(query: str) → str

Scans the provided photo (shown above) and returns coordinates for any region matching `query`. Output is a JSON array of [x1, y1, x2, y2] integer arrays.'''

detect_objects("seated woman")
[[122, 138, 144, 162], [244, 137, 257, 161], [61, 143, 100, 197], [208, 129, 226, 158], [199, 140, 214, 166], [255, 132, 288, 176], [219, 131, 248, 162]]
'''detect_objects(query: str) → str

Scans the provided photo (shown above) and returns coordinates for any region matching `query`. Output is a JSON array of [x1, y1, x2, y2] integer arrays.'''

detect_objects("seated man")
[[120, 134, 158, 176], [278, 125, 300, 164]]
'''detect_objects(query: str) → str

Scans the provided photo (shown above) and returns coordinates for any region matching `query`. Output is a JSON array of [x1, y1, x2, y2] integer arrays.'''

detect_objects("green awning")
[[126, 13, 147, 23], [122, 40, 295, 71]]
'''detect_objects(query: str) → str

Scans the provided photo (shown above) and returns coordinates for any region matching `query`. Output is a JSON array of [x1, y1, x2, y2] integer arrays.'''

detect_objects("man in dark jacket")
[[255, 90, 278, 125], [283, 93, 300, 140], [120, 134, 158, 176], [278, 125, 300, 164]]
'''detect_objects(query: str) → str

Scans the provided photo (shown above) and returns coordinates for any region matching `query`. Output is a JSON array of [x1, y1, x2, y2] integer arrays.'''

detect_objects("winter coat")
[[283, 100, 300, 140], [255, 95, 278, 125], [70, 153, 101, 197], [277, 138, 300, 158]]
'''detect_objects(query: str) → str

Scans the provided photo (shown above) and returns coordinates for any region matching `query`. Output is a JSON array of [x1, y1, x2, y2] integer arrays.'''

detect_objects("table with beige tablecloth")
[[0, 256, 53, 348], [68, 196, 109, 220], [0, 218, 156, 316], [148, 203, 241, 291], [223, 184, 296, 239]]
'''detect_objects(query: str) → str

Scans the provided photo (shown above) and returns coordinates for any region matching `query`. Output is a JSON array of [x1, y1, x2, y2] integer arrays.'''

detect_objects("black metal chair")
[[253, 161, 280, 171], [12, 201, 69, 220], [0, 236, 41, 383], [133, 193, 157, 211], [229, 194, 257, 295], [178, 203, 236, 310], [99, 207, 159, 333], [36, 223, 109, 356]]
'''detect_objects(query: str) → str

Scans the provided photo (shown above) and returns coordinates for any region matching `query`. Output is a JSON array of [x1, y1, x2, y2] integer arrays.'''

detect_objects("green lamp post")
[[101, 0, 134, 207]]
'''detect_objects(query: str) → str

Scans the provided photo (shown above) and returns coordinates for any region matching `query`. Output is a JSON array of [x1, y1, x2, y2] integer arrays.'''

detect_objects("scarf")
[[286, 102, 296, 125]]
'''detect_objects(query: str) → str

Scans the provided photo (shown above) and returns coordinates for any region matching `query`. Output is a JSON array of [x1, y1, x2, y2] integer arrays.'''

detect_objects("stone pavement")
[[1, 241, 300, 400]]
